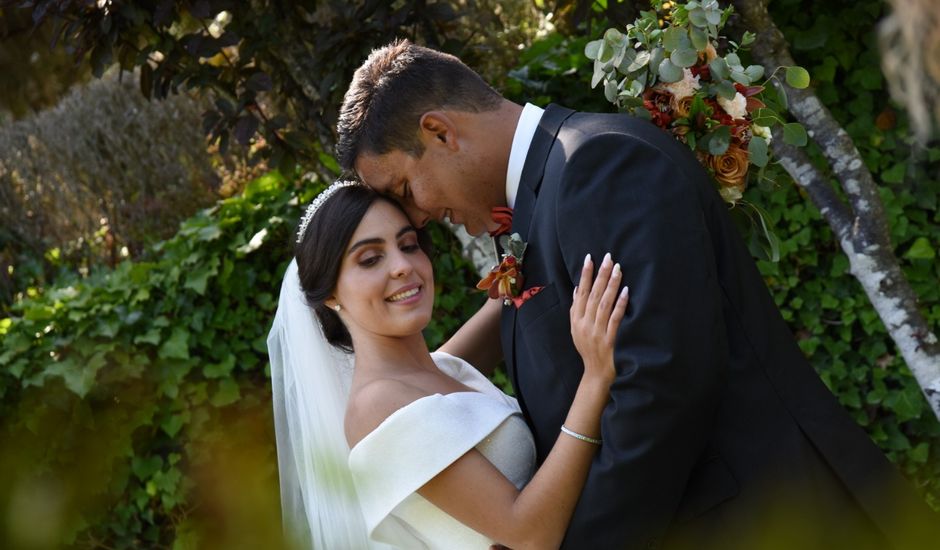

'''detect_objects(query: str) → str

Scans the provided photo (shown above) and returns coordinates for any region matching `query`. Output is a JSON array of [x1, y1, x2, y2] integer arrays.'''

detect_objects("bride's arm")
[[436, 297, 503, 376], [420, 254, 627, 550]]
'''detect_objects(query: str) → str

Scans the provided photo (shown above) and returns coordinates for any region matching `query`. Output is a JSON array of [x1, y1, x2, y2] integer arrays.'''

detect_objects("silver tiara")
[[296, 180, 362, 243]]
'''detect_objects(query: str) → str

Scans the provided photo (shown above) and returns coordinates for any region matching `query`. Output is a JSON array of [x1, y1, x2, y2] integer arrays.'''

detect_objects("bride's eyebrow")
[[346, 226, 415, 256]]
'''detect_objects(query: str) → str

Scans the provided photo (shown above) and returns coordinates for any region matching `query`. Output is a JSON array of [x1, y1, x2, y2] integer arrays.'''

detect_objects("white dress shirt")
[[505, 103, 545, 209]]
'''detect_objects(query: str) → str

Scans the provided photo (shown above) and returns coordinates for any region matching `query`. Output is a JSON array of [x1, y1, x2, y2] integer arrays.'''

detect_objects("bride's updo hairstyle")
[[295, 182, 431, 351]]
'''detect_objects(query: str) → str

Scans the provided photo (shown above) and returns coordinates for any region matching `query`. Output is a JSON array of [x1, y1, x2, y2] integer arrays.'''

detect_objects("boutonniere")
[[476, 233, 544, 308]]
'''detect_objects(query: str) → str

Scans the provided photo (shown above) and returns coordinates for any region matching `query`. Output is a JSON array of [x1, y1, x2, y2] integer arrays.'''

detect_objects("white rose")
[[751, 123, 772, 143], [718, 92, 748, 120], [664, 68, 701, 101]]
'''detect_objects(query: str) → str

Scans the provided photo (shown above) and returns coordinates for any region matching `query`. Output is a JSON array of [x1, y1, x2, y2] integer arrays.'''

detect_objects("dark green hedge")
[[0, 171, 483, 547]]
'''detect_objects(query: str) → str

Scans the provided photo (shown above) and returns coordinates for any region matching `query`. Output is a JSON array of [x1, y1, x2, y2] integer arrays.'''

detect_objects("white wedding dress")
[[348, 351, 537, 549]]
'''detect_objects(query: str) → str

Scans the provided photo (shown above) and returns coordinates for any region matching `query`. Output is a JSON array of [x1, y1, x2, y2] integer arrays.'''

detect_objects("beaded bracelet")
[[561, 425, 602, 445]]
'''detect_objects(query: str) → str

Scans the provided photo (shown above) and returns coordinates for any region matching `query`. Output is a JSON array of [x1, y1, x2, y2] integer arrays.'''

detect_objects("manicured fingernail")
[[613, 263, 621, 276], [603, 252, 612, 265], [573, 286, 578, 297], [621, 286, 630, 299], [584, 253, 591, 266]]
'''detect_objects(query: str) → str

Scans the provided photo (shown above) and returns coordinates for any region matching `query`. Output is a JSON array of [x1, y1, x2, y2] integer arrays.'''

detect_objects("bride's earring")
[[333, 304, 342, 312]]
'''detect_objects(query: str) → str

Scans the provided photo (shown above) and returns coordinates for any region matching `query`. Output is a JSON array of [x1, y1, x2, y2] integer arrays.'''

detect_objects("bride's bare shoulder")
[[345, 378, 430, 448]]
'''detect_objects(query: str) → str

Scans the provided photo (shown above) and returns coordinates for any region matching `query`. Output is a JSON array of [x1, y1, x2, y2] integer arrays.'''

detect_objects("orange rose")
[[706, 143, 749, 202], [672, 95, 694, 118], [704, 42, 718, 62]]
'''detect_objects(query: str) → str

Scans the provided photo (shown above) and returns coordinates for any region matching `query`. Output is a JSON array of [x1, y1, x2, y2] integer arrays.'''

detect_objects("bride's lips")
[[386, 283, 423, 304]]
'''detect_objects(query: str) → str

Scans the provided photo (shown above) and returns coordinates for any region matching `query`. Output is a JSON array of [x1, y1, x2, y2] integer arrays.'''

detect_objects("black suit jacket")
[[500, 105, 936, 549]]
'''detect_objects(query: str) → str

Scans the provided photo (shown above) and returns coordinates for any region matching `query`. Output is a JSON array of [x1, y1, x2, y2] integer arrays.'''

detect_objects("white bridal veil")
[[268, 259, 389, 549]]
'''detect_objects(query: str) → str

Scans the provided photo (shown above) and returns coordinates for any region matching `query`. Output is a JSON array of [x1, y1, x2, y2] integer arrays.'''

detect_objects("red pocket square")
[[511, 285, 545, 309]]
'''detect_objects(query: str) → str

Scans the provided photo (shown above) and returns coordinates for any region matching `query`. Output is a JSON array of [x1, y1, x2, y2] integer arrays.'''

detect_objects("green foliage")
[[0, 72, 232, 315], [0, 169, 485, 546], [18, 0, 541, 175], [763, 0, 940, 510], [509, 0, 940, 511]]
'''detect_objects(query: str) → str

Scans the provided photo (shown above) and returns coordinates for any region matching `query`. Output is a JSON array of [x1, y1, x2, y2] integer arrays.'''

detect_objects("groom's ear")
[[419, 112, 459, 152]]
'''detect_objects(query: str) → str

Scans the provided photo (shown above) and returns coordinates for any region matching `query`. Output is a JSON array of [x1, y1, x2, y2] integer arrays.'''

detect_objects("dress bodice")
[[348, 352, 536, 549]]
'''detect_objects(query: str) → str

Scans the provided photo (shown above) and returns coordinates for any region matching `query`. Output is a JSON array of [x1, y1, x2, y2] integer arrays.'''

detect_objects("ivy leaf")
[[161, 414, 185, 437], [786, 66, 811, 89], [132, 455, 164, 481], [158, 327, 190, 360], [210, 378, 241, 407], [782, 123, 808, 146], [881, 162, 906, 184], [904, 237, 935, 260]]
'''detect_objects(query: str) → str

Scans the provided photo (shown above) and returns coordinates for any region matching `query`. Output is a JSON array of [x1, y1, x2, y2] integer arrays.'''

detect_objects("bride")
[[268, 181, 629, 549]]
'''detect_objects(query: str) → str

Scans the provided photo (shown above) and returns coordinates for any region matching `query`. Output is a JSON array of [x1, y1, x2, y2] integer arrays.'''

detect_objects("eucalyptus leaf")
[[605, 79, 619, 103], [706, 125, 731, 155], [748, 136, 769, 167], [706, 8, 722, 25], [783, 122, 808, 146], [786, 66, 811, 88], [598, 40, 613, 63], [775, 85, 789, 110], [725, 53, 742, 70], [663, 26, 688, 51], [752, 107, 780, 126], [658, 58, 684, 83], [584, 39, 601, 60], [628, 79, 645, 96], [604, 28, 624, 44], [649, 47, 665, 74], [709, 58, 729, 81], [731, 69, 751, 85], [626, 50, 650, 73], [689, 8, 708, 28], [671, 47, 698, 68], [591, 59, 606, 88], [745, 65, 765, 81], [716, 80, 737, 100], [690, 26, 708, 51], [617, 48, 638, 73]]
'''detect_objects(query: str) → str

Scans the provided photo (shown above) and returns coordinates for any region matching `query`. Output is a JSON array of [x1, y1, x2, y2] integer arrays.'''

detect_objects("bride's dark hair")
[[295, 184, 431, 351]]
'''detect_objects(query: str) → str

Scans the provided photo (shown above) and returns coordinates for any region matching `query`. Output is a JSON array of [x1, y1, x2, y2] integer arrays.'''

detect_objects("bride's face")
[[330, 199, 434, 339]]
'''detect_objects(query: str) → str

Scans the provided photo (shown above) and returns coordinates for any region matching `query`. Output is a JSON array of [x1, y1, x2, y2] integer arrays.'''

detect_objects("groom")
[[336, 40, 935, 548]]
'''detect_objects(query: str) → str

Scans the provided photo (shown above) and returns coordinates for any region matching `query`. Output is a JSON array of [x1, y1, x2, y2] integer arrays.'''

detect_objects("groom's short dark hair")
[[336, 39, 502, 171]]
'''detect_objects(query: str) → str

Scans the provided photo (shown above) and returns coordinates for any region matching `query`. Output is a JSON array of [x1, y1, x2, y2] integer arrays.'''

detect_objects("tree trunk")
[[733, 0, 940, 421]]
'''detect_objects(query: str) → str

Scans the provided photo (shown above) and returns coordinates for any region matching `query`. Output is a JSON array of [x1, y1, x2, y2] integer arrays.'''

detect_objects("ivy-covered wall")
[[0, 172, 484, 547]]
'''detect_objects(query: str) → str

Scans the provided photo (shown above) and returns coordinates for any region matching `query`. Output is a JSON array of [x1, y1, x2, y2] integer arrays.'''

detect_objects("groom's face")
[[355, 147, 502, 237]]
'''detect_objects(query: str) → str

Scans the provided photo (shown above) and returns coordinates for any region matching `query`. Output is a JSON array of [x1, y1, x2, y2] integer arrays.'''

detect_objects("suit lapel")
[[510, 104, 575, 241], [502, 104, 575, 396]]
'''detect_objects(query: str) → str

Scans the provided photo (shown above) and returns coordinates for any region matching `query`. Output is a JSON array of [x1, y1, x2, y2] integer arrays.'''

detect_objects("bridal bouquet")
[[585, 0, 811, 259]]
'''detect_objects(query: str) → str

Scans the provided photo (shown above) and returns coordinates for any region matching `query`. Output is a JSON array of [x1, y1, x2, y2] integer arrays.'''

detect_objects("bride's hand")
[[570, 253, 629, 385]]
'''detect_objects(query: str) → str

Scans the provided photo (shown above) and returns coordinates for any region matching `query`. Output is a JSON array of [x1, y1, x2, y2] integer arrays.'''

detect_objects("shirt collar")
[[506, 103, 545, 209]]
